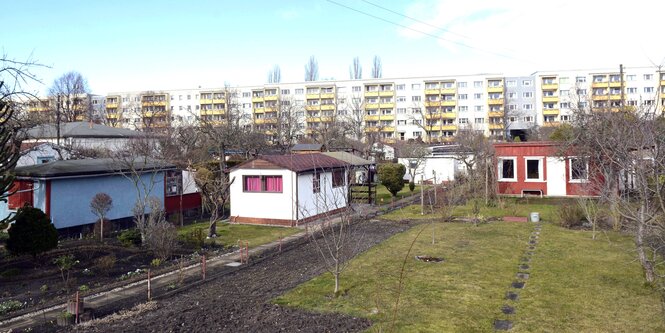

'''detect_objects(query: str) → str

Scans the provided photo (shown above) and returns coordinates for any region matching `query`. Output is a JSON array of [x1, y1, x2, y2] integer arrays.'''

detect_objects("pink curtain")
[[265, 176, 283, 192], [245, 176, 261, 192]]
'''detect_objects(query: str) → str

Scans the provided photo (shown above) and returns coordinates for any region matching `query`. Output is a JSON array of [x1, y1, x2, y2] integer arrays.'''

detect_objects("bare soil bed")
[[52, 219, 414, 333]]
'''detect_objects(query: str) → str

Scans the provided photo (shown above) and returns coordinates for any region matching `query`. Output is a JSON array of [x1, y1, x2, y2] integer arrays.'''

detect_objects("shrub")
[[151, 258, 162, 267], [40, 284, 49, 293], [408, 181, 415, 192], [78, 284, 89, 292], [0, 300, 23, 315], [378, 163, 406, 197], [557, 204, 586, 228], [95, 255, 116, 275], [118, 229, 142, 247], [6, 206, 58, 258]]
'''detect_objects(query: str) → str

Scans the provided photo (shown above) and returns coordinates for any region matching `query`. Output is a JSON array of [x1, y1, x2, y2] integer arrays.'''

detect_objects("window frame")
[[524, 157, 544, 182], [242, 175, 283, 193], [498, 157, 517, 182], [569, 157, 589, 183], [332, 169, 346, 188]]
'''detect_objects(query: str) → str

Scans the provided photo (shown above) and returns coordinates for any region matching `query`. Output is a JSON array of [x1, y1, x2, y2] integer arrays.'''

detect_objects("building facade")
[[26, 66, 665, 143]]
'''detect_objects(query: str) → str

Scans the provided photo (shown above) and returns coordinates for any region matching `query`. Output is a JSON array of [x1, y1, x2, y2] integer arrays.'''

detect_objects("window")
[[506, 80, 516, 87], [458, 118, 468, 124], [411, 84, 421, 90], [312, 173, 320, 193], [474, 93, 483, 99], [474, 105, 484, 112], [396, 96, 406, 102], [295, 88, 304, 94], [525, 158, 543, 181], [412, 131, 422, 137], [165, 170, 182, 196], [458, 106, 468, 112], [559, 90, 569, 96], [522, 80, 532, 86], [627, 87, 637, 94], [644, 74, 653, 80], [412, 96, 421, 102], [498, 158, 516, 181], [474, 117, 484, 124], [397, 120, 406, 125], [457, 82, 467, 88], [524, 116, 534, 122], [523, 104, 533, 110], [507, 92, 516, 99], [281, 89, 290, 95], [569, 158, 588, 182], [576, 89, 587, 96], [243, 175, 283, 192], [396, 84, 405, 90], [522, 92, 533, 98], [576, 76, 586, 83], [473, 81, 483, 88], [508, 104, 517, 111], [560, 102, 570, 109], [332, 169, 345, 187], [626, 74, 636, 81], [458, 94, 468, 100], [644, 87, 654, 93], [397, 108, 406, 114], [561, 115, 570, 122]]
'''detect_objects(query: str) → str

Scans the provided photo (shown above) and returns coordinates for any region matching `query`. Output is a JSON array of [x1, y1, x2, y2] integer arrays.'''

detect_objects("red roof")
[[234, 153, 350, 172]]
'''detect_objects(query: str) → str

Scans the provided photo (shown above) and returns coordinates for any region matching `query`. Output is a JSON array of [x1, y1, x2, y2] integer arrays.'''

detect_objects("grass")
[[274, 200, 665, 332], [366, 184, 423, 205], [382, 197, 565, 222], [177, 221, 300, 249]]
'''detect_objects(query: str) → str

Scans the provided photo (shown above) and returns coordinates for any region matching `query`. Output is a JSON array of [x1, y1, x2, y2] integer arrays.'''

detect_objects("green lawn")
[[177, 221, 300, 249], [374, 184, 424, 205], [274, 217, 664, 331]]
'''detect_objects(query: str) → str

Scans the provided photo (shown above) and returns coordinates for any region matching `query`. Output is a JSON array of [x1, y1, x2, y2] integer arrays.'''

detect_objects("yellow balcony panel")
[[365, 103, 379, 109], [381, 126, 395, 132], [306, 93, 320, 100], [660, 80, 665, 86], [489, 123, 504, 130], [254, 107, 265, 113], [591, 81, 609, 88], [608, 81, 623, 88], [106, 103, 118, 109], [364, 91, 378, 97], [254, 118, 266, 125], [609, 94, 623, 100], [487, 86, 504, 93], [379, 114, 395, 121], [542, 109, 560, 115], [251, 96, 265, 103], [200, 99, 213, 104], [424, 89, 440, 95], [441, 113, 457, 119], [106, 114, 119, 119], [364, 127, 380, 133], [543, 96, 559, 103], [212, 99, 226, 104], [488, 98, 504, 105], [592, 94, 609, 101], [364, 115, 380, 121], [424, 101, 441, 107], [305, 105, 320, 111], [383, 138, 397, 144], [379, 102, 395, 108], [264, 95, 278, 101], [441, 88, 456, 95], [488, 111, 504, 118], [320, 93, 335, 99], [542, 84, 558, 90], [306, 117, 322, 123], [441, 125, 457, 131], [441, 100, 456, 107], [543, 121, 560, 127], [320, 104, 335, 111], [378, 91, 394, 97], [424, 113, 441, 119]]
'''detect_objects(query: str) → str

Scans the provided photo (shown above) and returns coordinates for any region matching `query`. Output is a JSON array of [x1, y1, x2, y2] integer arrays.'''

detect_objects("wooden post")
[[202, 254, 206, 280], [75, 291, 80, 324], [147, 269, 152, 301], [421, 175, 425, 215], [279, 237, 282, 252]]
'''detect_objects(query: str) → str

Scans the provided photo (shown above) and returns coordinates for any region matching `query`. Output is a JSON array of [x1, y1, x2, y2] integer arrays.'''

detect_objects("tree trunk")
[[637, 206, 656, 283], [334, 260, 340, 297]]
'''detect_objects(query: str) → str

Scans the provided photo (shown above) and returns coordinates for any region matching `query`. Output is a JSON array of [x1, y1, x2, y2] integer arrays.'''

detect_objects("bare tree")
[[1, 54, 46, 224], [266, 97, 304, 153], [143, 197, 177, 260], [397, 141, 430, 189], [267, 64, 281, 84], [48, 71, 91, 122], [90, 193, 113, 241], [304, 55, 319, 82], [349, 56, 362, 80], [343, 93, 365, 142], [193, 164, 234, 238], [371, 55, 382, 79], [454, 127, 496, 204]]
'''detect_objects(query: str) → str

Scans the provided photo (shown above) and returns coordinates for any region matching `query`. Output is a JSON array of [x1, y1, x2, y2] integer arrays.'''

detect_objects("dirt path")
[[66, 219, 413, 333]]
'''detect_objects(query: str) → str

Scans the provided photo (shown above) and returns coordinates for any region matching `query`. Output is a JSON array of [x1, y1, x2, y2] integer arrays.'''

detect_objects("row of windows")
[[242, 170, 346, 194], [498, 158, 587, 182]]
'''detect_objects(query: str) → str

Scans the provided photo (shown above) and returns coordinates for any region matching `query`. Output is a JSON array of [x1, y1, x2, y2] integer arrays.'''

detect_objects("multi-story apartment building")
[[26, 66, 665, 143], [25, 93, 105, 122]]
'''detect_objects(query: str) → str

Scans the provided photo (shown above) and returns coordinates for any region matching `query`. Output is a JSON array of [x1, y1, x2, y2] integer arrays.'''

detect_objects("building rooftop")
[[26, 122, 147, 140], [234, 153, 349, 173], [14, 157, 175, 178], [291, 143, 324, 152], [322, 151, 374, 166]]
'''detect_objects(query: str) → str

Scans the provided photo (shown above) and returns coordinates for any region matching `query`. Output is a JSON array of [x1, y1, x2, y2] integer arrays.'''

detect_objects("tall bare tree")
[[349, 56, 362, 80], [397, 141, 430, 187], [1, 54, 46, 224], [304, 55, 319, 82], [267, 64, 281, 84], [90, 192, 113, 241], [371, 55, 382, 79], [48, 71, 91, 122]]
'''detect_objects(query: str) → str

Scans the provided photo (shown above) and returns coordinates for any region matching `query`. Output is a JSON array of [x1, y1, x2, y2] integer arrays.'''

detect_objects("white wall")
[[229, 169, 295, 221], [297, 170, 348, 219], [17, 145, 69, 167], [399, 156, 466, 183]]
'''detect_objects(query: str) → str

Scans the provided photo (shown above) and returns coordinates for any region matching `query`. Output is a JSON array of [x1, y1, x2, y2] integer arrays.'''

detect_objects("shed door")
[[546, 157, 566, 196]]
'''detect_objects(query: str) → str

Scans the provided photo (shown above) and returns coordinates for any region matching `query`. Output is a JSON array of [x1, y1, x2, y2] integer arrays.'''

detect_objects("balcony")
[[365, 103, 379, 109], [441, 100, 456, 107], [591, 81, 609, 88], [487, 86, 504, 93], [542, 83, 558, 90], [488, 98, 504, 105], [378, 114, 395, 120], [441, 88, 456, 94], [364, 115, 380, 121], [364, 91, 378, 97], [608, 81, 623, 88], [320, 104, 335, 110], [200, 109, 225, 116], [424, 89, 440, 95], [106, 114, 119, 119], [489, 123, 504, 130], [200, 99, 213, 104], [379, 102, 395, 108], [542, 109, 560, 115], [142, 100, 167, 107], [306, 117, 322, 123], [378, 90, 394, 97], [305, 105, 320, 111], [591, 94, 609, 101], [542, 96, 559, 103], [488, 111, 504, 118], [426, 125, 457, 131], [264, 95, 278, 101], [106, 103, 118, 109], [424, 101, 441, 107], [320, 93, 335, 99], [254, 107, 265, 113], [380, 126, 396, 132], [609, 94, 623, 100], [543, 121, 560, 127], [306, 93, 320, 99]]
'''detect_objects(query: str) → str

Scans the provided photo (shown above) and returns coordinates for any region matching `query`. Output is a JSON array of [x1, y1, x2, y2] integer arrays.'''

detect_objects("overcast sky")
[[2, 0, 664, 95]]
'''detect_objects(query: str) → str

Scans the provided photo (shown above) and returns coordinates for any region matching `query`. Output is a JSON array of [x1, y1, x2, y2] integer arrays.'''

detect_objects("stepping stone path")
[[493, 222, 543, 331]]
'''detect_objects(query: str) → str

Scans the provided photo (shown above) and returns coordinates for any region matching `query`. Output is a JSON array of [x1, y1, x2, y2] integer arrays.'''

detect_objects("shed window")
[[8, 181, 33, 210], [313, 173, 321, 193], [332, 169, 345, 187], [525, 159, 542, 181], [165, 170, 182, 196], [570, 158, 588, 181], [498, 158, 516, 181], [243, 175, 282, 193]]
